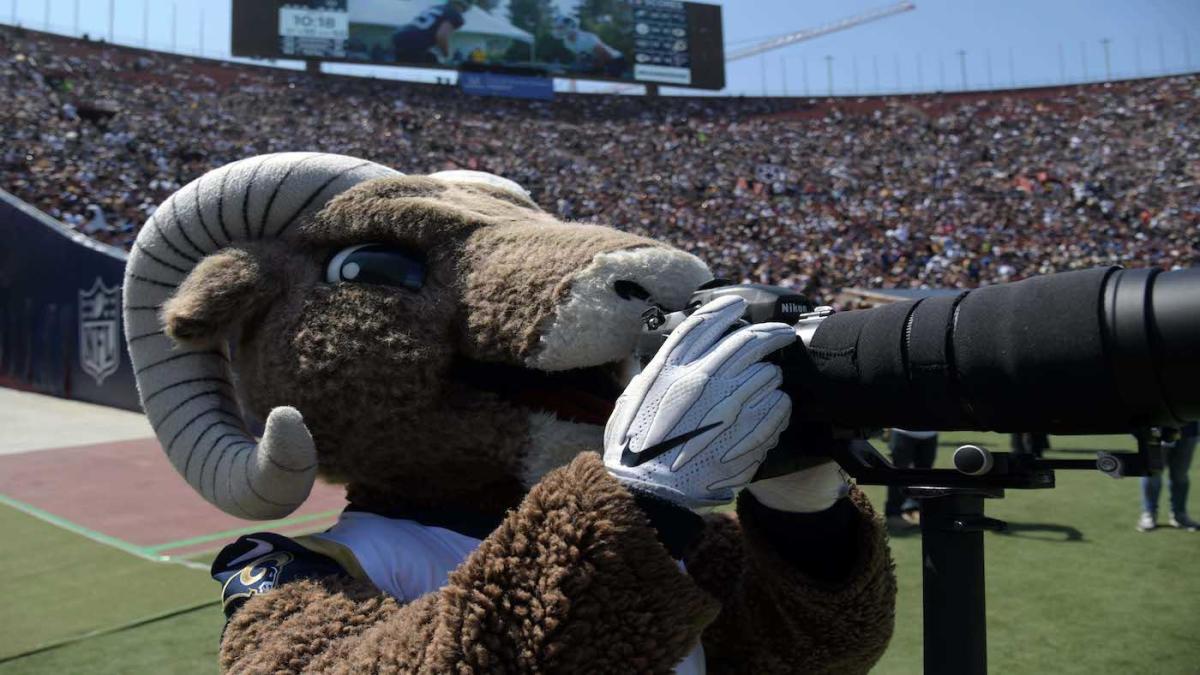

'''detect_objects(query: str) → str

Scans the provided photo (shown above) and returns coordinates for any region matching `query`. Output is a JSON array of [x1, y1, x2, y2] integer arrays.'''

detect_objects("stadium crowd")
[[3, 26, 1197, 302]]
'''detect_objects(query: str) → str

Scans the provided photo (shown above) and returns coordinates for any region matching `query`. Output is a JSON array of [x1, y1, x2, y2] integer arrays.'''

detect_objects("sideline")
[[0, 492, 208, 571], [0, 491, 341, 567]]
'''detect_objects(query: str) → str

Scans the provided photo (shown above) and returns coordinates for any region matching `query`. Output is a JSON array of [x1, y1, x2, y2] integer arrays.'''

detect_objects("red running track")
[[0, 437, 346, 559]]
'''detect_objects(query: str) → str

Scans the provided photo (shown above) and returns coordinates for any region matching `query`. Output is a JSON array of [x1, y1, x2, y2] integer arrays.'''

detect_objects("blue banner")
[[459, 72, 554, 101], [0, 190, 140, 411]]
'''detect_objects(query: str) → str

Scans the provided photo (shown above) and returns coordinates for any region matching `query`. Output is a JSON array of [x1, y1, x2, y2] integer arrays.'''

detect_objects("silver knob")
[[953, 444, 994, 476]]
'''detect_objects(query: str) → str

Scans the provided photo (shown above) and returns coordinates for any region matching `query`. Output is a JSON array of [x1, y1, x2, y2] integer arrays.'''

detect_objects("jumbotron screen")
[[231, 0, 724, 90]]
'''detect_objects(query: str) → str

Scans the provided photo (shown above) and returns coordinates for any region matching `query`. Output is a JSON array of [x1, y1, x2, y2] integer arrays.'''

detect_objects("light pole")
[[825, 54, 834, 96], [1100, 38, 1111, 80], [957, 49, 967, 90], [760, 53, 767, 96]]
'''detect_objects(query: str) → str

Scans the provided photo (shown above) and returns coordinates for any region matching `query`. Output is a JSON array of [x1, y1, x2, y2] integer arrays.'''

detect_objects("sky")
[[9, 0, 1200, 96]]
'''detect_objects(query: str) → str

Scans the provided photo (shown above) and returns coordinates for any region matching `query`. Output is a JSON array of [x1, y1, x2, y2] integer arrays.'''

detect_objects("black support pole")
[[918, 491, 992, 675]]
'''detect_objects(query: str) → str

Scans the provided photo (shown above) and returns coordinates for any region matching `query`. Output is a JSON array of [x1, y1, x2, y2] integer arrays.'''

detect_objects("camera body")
[[636, 282, 848, 478], [636, 281, 820, 356]]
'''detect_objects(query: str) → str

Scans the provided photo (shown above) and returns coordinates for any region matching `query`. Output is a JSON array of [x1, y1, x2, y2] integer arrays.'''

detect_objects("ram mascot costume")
[[123, 153, 896, 674]]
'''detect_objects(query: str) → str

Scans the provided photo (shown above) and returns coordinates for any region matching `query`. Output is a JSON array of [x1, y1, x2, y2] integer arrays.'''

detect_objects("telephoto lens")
[[788, 266, 1200, 433]]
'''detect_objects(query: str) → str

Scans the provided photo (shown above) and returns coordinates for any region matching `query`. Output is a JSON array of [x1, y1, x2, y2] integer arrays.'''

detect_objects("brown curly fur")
[[239, 262, 531, 508], [219, 576, 401, 673], [165, 172, 898, 673], [687, 486, 897, 674], [220, 454, 719, 674]]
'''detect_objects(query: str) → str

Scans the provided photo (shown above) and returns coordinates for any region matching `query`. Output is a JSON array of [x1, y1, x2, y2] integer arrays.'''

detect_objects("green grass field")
[[2, 432, 1197, 674]]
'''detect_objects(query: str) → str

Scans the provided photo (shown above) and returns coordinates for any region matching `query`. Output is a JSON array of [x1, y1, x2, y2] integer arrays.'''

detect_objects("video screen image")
[[273, 0, 696, 86]]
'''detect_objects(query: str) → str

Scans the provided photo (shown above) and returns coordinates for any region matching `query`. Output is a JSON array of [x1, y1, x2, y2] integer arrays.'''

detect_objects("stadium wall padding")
[[0, 189, 140, 411]]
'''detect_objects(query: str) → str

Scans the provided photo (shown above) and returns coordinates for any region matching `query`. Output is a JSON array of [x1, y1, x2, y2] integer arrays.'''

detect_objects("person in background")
[[885, 428, 939, 528], [551, 15, 626, 78], [1010, 432, 1050, 458], [391, 1, 467, 65], [1137, 421, 1199, 532]]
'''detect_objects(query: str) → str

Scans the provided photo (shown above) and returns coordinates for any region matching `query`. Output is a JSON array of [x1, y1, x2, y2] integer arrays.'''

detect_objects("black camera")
[[638, 266, 1200, 481], [638, 265, 1200, 675]]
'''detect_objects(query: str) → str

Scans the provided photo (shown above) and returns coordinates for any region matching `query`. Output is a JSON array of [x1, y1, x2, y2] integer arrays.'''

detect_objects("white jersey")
[[564, 30, 623, 60], [312, 511, 480, 602], [311, 511, 705, 674]]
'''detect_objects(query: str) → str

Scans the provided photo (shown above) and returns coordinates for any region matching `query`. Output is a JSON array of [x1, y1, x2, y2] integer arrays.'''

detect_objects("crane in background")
[[724, 1, 915, 63]]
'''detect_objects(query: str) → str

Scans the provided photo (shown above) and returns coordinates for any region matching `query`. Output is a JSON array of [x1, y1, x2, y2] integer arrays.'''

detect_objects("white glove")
[[746, 461, 850, 513], [604, 296, 795, 510]]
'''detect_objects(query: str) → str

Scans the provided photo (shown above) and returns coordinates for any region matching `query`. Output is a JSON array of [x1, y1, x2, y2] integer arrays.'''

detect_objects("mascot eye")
[[325, 244, 426, 290]]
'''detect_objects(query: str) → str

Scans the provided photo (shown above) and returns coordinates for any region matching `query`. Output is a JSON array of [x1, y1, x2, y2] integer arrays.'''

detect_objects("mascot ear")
[[430, 169, 536, 206], [161, 246, 283, 347]]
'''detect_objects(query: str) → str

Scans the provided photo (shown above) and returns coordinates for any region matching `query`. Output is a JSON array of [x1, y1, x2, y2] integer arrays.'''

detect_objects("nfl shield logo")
[[79, 277, 122, 386]]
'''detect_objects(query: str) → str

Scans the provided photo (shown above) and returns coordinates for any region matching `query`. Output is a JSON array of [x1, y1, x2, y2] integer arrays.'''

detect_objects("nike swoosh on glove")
[[604, 295, 795, 511]]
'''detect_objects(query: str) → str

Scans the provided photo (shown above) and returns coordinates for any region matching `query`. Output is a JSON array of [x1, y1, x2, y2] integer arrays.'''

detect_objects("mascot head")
[[124, 153, 711, 519]]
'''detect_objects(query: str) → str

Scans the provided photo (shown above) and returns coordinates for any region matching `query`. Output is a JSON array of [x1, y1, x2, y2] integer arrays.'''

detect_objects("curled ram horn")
[[123, 153, 402, 519]]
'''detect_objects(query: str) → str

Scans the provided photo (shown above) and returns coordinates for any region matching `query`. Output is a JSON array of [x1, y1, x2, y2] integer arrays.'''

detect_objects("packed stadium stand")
[[3, 25, 1197, 303]]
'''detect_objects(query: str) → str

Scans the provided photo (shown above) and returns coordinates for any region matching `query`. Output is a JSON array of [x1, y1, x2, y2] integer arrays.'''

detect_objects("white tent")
[[347, 1, 533, 56], [454, 6, 534, 60], [457, 6, 533, 45]]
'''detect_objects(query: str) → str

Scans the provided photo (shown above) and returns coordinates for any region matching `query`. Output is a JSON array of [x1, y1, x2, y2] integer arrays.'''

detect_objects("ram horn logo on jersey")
[[78, 277, 121, 385], [220, 551, 295, 616]]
